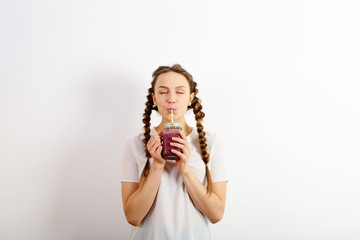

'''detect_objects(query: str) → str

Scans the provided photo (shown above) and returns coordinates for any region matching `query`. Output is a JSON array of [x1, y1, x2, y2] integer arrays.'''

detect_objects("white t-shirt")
[[120, 127, 227, 240]]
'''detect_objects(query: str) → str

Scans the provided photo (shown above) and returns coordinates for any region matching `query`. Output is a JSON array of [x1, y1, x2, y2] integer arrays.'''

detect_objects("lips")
[[167, 108, 176, 113]]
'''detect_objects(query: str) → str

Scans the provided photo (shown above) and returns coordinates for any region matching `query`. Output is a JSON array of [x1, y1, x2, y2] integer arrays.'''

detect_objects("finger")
[[146, 138, 156, 152], [151, 140, 162, 153], [177, 130, 190, 148], [152, 134, 161, 141], [170, 142, 187, 151], [172, 145, 189, 158], [154, 145, 163, 157], [147, 134, 161, 148], [171, 148, 186, 160], [172, 137, 190, 151], [178, 131, 186, 139], [147, 138, 161, 155], [170, 141, 189, 154], [172, 136, 186, 144], [171, 148, 182, 156]]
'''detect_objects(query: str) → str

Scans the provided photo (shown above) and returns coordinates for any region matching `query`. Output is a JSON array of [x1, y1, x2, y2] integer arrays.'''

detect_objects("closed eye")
[[160, 92, 168, 94], [177, 92, 184, 94]]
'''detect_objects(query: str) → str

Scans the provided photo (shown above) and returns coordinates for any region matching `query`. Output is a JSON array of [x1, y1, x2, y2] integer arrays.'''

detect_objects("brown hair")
[[140, 64, 213, 194]]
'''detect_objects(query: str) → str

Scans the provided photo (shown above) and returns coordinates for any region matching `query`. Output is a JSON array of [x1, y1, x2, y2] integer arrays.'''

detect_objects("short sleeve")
[[209, 133, 228, 183], [120, 138, 139, 183]]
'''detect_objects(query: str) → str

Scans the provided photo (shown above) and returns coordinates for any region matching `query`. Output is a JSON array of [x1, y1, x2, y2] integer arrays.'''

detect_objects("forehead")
[[155, 71, 190, 89]]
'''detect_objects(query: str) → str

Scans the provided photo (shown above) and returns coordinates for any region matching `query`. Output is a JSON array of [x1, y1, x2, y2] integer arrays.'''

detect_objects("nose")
[[168, 92, 176, 103]]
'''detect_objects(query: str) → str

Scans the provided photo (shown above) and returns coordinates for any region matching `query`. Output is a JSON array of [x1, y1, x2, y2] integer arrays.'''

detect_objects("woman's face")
[[152, 71, 194, 123]]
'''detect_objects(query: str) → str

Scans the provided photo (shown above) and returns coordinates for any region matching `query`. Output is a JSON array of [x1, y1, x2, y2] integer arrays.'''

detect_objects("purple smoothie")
[[162, 131, 182, 160]]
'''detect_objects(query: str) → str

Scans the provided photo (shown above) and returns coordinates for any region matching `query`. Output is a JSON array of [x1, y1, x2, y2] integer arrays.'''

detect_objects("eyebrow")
[[158, 86, 186, 89]]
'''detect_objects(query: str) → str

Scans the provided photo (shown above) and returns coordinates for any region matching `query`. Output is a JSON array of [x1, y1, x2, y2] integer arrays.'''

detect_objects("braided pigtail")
[[139, 88, 155, 186], [191, 84, 213, 194]]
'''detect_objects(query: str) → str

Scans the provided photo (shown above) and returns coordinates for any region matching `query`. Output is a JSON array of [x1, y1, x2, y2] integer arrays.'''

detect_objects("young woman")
[[121, 64, 227, 240]]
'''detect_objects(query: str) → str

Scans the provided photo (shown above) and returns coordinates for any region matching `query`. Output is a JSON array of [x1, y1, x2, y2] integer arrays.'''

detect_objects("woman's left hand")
[[170, 131, 191, 173]]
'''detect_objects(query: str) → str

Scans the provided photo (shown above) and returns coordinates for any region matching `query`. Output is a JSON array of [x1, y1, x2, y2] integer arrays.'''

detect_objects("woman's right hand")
[[146, 131, 166, 166]]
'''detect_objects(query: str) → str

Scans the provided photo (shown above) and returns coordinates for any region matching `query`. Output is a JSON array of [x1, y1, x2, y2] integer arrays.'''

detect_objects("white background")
[[1, 0, 359, 239]]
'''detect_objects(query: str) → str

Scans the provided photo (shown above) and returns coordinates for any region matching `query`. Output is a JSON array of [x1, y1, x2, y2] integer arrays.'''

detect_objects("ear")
[[189, 93, 195, 105], [152, 93, 156, 104]]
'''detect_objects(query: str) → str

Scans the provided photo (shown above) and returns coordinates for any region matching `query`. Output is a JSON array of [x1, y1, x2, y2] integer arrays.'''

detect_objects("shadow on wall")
[[50, 72, 140, 240]]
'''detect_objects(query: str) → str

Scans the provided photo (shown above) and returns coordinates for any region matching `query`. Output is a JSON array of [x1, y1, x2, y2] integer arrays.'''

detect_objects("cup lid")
[[163, 122, 182, 129]]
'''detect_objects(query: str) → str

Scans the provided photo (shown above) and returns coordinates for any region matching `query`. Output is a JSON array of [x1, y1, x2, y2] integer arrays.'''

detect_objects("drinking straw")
[[171, 109, 174, 123]]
